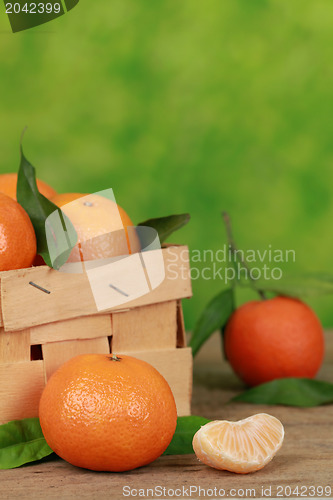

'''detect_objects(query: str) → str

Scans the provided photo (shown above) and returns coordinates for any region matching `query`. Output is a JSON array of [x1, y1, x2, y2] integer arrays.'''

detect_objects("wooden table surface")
[[1, 332, 333, 500]]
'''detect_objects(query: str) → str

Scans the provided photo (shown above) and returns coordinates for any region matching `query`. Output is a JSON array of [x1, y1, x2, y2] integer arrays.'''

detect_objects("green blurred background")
[[0, 0, 332, 329]]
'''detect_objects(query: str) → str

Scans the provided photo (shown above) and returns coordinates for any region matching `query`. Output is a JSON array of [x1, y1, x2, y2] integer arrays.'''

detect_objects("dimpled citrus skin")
[[39, 354, 177, 472], [224, 296, 325, 387], [0, 173, 56, 200], [0, 192, 36, 271]]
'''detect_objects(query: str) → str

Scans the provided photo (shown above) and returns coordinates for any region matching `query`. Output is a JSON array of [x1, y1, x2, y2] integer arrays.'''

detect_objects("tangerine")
[[51, 193, 140, 262], [193, 413, 284, 474], [39, 354, 177, 472], [0, 173, 56, 200], [0, 192, 36, 271], [224, 296, 324, 386]]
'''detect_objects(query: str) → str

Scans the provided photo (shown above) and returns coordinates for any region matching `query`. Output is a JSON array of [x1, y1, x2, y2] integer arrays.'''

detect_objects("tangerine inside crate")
[[0, 245, 193, 424]]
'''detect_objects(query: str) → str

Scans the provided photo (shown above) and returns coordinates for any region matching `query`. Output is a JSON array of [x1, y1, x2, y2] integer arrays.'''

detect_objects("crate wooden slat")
[[0, 361, 45, 424], [42, 337, 111, 381], [0, 328, 31, 362], [30, 315, 112, 345], [112, 301, 177, 352], [0, 246, 191, 332], [1, 267, 94, 332]]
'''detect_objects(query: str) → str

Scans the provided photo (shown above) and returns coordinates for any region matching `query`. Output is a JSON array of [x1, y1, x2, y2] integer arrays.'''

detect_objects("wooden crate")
[[0, 245, 192, 424]]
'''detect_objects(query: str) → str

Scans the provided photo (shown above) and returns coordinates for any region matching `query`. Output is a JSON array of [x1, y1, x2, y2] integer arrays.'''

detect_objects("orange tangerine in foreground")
[[39, 354, 177, 472], [193, 413, 284, 474]]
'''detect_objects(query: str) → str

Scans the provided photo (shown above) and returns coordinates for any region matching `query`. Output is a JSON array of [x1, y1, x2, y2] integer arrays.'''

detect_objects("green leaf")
[[232, 378, 333, 407], [248, 273, 333, 298], [138, 214, 190, 244], [17, 142, 77, 269], [164, 416, 210, 455], [190, 288, 235, 357], [0, 418, 54, 469]]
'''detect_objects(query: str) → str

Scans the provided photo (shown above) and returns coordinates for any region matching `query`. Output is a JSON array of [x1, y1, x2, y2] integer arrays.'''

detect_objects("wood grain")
[[0, 361, 45, 425], [112, 301, 177, 352], [30, 315, 112, 345], [42, 337, 111, 381]]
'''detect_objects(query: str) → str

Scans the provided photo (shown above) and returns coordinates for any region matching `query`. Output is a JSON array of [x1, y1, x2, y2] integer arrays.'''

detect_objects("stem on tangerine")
[[110, 354, 121, 361]]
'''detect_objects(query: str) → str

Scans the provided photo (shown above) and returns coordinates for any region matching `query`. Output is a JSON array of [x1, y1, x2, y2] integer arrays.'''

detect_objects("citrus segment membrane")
[[193, 413, 284, 474]]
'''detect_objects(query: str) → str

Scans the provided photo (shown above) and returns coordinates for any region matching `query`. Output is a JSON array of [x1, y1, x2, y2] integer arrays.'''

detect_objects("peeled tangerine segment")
[[193, 413, 284, 474]]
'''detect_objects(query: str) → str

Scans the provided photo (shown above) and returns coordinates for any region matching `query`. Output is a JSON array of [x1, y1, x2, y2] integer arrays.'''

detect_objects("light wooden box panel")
[[114, 348, 193, 417], [42, 337, 111, 381], [0, 362, 45, 424], [0, 328, 31, 363], [0, 245, 193, 424], [112, 301, 177, 352], [30, 315, 112, 345]]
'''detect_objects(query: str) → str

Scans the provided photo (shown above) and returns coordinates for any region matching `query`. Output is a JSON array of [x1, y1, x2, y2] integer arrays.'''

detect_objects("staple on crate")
[[108, 283, 129, 297], [29, 281, 51, 294], [83, 228, 165, 312]]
